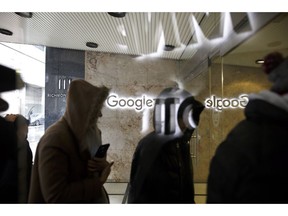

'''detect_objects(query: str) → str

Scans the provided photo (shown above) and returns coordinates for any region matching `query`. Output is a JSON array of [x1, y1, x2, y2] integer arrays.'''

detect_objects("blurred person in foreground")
[[5, 114, 32, 203], [0, 64, 24, 203], [28, 79, 114, 203], [207, 52, 288, 203], [128, 87, 204, 203]]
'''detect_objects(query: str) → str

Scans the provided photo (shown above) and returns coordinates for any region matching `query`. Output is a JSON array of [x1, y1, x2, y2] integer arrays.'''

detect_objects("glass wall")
[[181, 13, 288, 184], [0, 42, 45, 160]]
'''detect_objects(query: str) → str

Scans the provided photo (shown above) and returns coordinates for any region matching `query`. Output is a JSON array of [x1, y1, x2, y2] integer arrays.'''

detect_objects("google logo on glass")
[[106, 94, 155, 112], [204, 94, 249, 112]]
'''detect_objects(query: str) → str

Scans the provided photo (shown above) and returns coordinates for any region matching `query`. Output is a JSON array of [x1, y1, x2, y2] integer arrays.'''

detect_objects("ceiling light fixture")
[[86, 42, 98, 48], [255, 59, 264, 64], [15, 12, 33, 18], [108, 13, 126, 18], [0, 28, 13, 36], [164, 44, 175, 51]]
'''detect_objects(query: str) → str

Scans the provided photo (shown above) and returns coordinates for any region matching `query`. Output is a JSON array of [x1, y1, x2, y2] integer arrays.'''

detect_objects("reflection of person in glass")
[[128, 87, 204, 203]]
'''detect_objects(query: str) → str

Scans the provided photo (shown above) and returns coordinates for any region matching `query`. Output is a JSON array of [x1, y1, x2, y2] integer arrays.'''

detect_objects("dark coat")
[[17, 139, 33, 203], [207, 91, 288, 203], [28, 80, 110, 203], [0, 117, 18, 203], [128, 131, 195, 203]]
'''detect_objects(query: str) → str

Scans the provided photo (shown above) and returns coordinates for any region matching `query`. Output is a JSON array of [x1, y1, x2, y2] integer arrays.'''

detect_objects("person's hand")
[[99, 161, 114, 184], [87, 156, 110, 173]]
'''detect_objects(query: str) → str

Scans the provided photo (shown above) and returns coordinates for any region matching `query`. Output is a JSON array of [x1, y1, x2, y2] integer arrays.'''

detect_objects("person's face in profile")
[[88, 109, 103, 129]]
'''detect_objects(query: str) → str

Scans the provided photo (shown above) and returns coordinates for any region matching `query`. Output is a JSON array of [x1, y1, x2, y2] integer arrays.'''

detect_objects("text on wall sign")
[[204, 94, 249, 112], [106, 94, 155, 112]]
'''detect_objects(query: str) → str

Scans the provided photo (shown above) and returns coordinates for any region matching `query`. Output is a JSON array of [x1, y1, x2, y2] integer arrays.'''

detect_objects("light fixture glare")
[[164, 44, 175, 51], [15, 12, 33, 18], [86, 42, 98, 48], [255, 59, 264, 64], [0, 28, 13, 36], [108, 13, 126, 18]]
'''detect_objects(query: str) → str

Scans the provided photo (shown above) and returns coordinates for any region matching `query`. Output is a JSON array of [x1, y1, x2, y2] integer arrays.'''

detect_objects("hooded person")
[[28, 79, 114, 203], [207, 52, 288, 203], [128, 87, 204, 203], [0, 64, 25, 203]]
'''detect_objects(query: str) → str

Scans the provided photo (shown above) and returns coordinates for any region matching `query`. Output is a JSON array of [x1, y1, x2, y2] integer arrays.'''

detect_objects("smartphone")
[[95, 143, 110, 158]]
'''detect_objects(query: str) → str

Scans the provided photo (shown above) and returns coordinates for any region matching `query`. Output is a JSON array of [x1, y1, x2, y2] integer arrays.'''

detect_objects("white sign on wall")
[[106, 93, 250, 112], [204, 94, 249, 112], [106, 94, 155, 112]]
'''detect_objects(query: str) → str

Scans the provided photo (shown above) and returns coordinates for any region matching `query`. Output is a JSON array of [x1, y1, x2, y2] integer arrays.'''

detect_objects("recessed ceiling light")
[[0, 28, 13, 36], [108, 13, 126, 18], [255, 59, 264, 64], [164, 44, 175, 51], [15, 12, 33, 18], [86, 42, 98, 48]]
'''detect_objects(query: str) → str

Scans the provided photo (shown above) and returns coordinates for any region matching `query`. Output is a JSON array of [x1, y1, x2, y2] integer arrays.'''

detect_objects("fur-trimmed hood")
[[63, 79, 109, 157], [249, 90, 288, 113]]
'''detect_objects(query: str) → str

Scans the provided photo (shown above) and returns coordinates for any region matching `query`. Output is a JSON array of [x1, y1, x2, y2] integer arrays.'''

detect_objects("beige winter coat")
[[28, 79, 110, 203]]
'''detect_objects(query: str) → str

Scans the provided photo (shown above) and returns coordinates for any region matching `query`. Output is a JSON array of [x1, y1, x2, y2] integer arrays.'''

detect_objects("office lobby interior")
[[0, 11, 288, 204]]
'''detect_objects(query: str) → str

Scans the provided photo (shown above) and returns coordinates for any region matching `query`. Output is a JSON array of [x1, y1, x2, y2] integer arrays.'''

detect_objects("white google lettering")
[[106, 94, 155, 112], [205, 94, 249, 112]]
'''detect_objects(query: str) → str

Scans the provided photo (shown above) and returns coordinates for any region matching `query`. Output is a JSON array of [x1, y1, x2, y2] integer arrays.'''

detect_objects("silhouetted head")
[[5, 114, 30, 141], [262, 52, 284, 75], [0, 65, 24, 112], [153, 87, 204, 136], [14, 114, 30, 141], [262, 52, 288, 94]]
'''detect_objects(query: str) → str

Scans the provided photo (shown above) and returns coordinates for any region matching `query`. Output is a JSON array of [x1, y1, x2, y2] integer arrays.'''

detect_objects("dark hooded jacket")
[[28, 79, 110, 203], [128, 131, 195, 203], [0, 64, 24, 203], [0, 117, 18, 203], [207, 90, 288, 203], [128, 87, 204, 203]]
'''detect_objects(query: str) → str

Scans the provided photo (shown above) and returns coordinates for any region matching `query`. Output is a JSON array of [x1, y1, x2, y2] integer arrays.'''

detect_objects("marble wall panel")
[[85, 51, 179, 182]]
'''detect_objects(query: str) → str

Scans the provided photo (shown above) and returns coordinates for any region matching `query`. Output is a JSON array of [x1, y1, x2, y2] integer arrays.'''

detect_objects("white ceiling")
[[0, 12, 286, 69], [0, 12, 212, 60], [223, 13, 288, 68]]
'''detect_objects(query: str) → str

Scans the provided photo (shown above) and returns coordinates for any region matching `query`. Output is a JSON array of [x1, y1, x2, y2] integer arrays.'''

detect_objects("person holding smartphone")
[[29, 79, 113, 203]]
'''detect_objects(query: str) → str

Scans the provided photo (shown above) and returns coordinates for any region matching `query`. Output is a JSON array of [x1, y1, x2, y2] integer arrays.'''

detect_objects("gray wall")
[[45, 47, 85, 129]]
